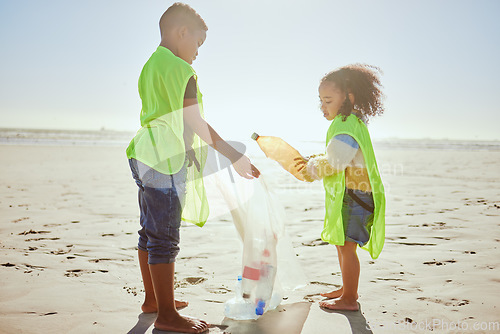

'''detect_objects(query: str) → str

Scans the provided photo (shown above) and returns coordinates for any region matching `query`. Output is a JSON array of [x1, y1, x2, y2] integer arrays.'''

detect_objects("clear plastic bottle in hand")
[[251, 133, 306, 181]]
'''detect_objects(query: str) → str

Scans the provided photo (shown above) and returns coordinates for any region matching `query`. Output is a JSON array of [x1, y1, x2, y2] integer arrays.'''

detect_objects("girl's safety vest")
[[322, 114, 386, 259], [126, 46, 209, 227]]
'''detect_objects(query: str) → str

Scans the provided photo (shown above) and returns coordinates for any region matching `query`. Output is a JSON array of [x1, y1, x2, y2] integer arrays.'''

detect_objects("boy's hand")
[[233, 155, 260, 179], [186, 149, 201, 172]]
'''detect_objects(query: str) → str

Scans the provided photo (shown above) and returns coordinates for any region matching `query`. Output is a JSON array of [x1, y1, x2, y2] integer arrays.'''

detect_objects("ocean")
[[1, 128, 499, 152]]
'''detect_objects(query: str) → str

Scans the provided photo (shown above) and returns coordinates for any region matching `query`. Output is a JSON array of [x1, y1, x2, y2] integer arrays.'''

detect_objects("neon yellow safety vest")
[[126, 46, 209, 227], [322, 113, 386, 259]]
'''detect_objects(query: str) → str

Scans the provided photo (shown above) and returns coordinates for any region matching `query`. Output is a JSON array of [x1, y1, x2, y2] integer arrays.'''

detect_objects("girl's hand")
[[294, 156, 308, 172]]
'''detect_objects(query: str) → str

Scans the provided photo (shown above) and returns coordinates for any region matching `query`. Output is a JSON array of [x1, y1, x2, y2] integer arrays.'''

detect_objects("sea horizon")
[[1, 127, 499, 152]]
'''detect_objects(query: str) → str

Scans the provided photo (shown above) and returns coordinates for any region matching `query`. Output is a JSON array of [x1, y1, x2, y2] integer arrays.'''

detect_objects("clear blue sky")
[[1, 0, 499, 140]]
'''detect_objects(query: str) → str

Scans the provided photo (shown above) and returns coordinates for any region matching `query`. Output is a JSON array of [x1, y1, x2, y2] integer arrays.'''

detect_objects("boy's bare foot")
[[141, 299, 189, 313], [320, 288, 358, 300], [155, 313, 208, 333], [319, 298, 359, 311]]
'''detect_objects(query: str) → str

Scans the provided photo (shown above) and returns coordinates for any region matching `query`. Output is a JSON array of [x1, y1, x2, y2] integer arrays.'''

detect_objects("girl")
[[296, 64, 386, 311]]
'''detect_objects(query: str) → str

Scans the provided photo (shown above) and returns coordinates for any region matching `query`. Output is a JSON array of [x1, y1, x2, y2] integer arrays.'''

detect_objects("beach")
[[1, 131, 499, 333]]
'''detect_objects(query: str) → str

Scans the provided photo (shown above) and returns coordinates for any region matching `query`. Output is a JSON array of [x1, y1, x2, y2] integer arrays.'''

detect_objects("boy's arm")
[[183, 97, 260, 179]]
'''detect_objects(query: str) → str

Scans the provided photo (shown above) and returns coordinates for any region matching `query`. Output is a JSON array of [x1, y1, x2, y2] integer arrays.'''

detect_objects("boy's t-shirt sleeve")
[[184, 76, 197, 99]]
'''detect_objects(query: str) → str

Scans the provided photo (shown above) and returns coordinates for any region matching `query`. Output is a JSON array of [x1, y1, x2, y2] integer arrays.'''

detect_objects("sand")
[[1, 140, 499, 333]]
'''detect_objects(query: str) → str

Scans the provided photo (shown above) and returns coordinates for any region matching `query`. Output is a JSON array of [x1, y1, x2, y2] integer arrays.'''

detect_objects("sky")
[[1, 0, 499, 141]]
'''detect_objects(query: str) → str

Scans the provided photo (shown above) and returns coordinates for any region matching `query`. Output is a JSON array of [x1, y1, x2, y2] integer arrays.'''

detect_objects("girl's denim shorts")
[[129, 158, 187, 264], [342, 188, 374, 247]]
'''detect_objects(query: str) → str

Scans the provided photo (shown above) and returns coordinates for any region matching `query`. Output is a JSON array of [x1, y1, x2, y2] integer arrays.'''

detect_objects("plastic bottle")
[[255, 299, 266, 316], [251, 133, 306, 181], [224, 276, 258, 320], [241, 226, 263, 300], [241, 263, 260, 299], [254, 249, 276, 313], [235, 275, 242, 297]]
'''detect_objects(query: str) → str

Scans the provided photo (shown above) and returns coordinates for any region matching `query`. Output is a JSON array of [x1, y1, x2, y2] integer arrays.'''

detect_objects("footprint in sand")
[[423, 259, 456, 266], [123, 286, 139, 296], [65, 269, 109, 277], [2, 263, 46, 273], [18, 229, 50, 235], [25, 237, 60, 241], [25, 311, 58, 316], [207, 287, 231, 294], [303, 293, 322, 302], [50, 249, 72, 255], [1, 263, 16, 267], [184, 277, 207, 285], [417, 297, 469, 307], [174, 277, 207, 289], [11, 217, 30, 223], [391, 241, 437, 246], [43, 223, 63, 227], [88, 258, 113, 263], [302, 238, 329, 247]]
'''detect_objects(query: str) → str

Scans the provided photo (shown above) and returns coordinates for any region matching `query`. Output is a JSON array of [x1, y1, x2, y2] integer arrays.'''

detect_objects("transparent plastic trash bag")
[[213, 169, 307, 320]]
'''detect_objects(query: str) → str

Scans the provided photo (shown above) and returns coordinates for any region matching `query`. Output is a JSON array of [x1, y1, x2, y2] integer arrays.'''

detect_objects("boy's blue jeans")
[[129, 158, 187, 264]]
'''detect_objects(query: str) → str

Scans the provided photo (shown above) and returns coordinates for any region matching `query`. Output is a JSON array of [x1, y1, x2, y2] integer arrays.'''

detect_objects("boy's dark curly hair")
[[160, 2, 208, 34], [321, 64, 384, 121]]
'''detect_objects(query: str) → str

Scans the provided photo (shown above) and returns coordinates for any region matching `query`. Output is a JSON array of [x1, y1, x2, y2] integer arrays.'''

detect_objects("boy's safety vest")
[[126, 46, 209, 227], [322, 114, 386, 259]]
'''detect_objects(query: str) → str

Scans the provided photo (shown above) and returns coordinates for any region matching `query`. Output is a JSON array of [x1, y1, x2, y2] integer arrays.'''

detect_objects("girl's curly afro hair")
[[321, 64, 385, 121]]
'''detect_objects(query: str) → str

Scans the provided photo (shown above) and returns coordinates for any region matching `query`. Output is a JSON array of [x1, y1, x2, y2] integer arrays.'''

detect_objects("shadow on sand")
[[216, 302, 311, 334], [127, 302, 314, 333], [127, 312, 156, 334], [320, 302, 373, 334]]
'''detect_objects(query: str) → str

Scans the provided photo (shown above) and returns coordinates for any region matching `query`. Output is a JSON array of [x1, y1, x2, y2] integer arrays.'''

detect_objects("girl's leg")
[[139, 249, 189, 313], [320, 245, 344, 299], [319, 241, 359, 311]]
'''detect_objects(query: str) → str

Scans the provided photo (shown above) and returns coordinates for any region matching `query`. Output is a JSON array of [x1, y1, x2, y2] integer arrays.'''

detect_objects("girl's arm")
[[297, 134, 358, 181]]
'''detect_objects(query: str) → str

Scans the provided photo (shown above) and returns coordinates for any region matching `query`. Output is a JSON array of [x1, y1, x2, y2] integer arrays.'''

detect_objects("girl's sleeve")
[[302, 134, 359, 181], [326, 134, 359, 170]]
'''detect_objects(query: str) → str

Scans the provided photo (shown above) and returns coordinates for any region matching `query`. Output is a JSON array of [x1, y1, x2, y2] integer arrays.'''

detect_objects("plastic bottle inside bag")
[[241, 263, 260, 299], [254, 249, 277, 315], [251, 133, 306, 181], [222, 178, 297, 319], [224, 275, 258, 320]]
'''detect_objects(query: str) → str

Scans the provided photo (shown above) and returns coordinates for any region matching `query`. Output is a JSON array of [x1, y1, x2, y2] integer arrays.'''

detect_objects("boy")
[[126, 3, 260, 333]]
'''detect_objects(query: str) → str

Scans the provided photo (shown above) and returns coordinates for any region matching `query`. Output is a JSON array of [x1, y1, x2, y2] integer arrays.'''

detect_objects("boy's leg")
[[150, 262, 208, 333], [139, 249, 157, 313], [319, 241, 359, 311], [139, 249, 189, 312]]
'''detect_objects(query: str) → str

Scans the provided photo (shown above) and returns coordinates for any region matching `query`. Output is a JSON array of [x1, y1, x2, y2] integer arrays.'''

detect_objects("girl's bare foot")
[[320, 287, 343, 299], [141, 299, 189, 313], [319, 297, 359, 311], [155, 313, 208, 333], [320, 288, 358, 300], [175, 299, 189, 310]]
